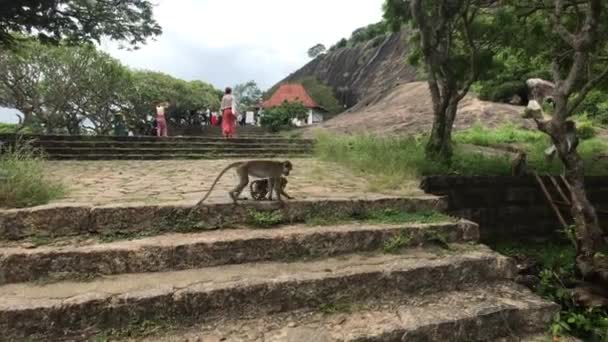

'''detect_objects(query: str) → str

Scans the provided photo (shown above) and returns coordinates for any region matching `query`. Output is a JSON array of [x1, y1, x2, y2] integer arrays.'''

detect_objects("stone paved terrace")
[[44, 158, 423, 207]]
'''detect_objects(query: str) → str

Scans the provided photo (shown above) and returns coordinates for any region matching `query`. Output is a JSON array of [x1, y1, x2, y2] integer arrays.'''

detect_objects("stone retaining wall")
[[421, 176, 608, 240]]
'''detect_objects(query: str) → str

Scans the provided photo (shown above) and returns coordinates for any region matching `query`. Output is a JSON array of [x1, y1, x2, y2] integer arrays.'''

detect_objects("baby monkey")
[[198, 160, 292, 205], [250, 177, 293, 201]]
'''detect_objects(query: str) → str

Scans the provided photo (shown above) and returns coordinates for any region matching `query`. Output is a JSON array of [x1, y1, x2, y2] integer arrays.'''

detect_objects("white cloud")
[[101, 0, 384, 89]]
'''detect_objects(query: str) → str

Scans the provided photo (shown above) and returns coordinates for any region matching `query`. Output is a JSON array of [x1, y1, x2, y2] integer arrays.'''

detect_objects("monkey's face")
[[282, 161, 292, 176]]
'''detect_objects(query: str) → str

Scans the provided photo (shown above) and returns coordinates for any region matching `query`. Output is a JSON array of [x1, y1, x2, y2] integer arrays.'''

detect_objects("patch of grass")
[[422, 230, 452, 250], [383, 231, 413, 254], [0, 141, 65, 208], [318, 300, 354, 314], [304, 211, 352, 226], [304, 209, 454, 227], [248, 209, 285, 228], [489, 237, 607, 341], [454, 123, 546, 146], [29, 235, 52, 247], [365, 209, 454, 225], [314, 128, 608, 187]]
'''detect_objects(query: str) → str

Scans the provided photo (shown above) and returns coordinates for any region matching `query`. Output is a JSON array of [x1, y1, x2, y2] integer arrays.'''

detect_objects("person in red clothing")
[[220, 87, 237, 138], [155, 101, 169, 137]]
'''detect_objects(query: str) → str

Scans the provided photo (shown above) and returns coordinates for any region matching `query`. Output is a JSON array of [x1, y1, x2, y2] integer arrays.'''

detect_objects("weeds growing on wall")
[[0, 141, 65, 208]]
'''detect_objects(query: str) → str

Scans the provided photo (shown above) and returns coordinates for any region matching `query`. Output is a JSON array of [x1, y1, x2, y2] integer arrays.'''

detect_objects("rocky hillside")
[[278, 29, 418, 108], [304, 82, 534, 137]]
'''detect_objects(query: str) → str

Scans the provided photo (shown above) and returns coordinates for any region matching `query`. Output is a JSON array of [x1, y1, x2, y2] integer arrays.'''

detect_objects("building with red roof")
[[261, 83, 327, 126]]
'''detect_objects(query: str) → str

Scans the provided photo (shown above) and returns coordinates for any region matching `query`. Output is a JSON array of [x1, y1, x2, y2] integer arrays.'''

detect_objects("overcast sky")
[[0, 0, 384, 123]]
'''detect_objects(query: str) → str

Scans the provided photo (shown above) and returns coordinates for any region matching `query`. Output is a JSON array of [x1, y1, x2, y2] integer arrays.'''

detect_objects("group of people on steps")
[[153, 87, 241, 138]]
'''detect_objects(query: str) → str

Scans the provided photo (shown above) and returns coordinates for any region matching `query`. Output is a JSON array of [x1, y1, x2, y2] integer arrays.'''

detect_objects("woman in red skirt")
[[220, 87, 237, 138]]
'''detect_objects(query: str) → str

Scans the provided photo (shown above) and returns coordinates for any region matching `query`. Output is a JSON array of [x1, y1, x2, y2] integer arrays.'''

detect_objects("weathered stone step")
[[32, 141, 313, 148], [144, 282, 558, 342], [0, 221, 478, 285], [42, 147, 312, 155], [0, 197, 447, 240], [46, 152, 312, 160], [0, 133, 312, 144], [0, 245, 514, 340]]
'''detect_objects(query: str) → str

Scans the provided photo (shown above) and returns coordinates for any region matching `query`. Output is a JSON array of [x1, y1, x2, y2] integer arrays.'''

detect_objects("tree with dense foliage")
[[0, 0, 161, 48], [0, 39, 131, 134], [383, 0, 497, 161], [124, 71, 220, 134], [299, 76, 342, 115], [260, 101, 308, 132], [307, 43, 326, 58], [0, 40, 221, 135], [233, 80, 263, 114]]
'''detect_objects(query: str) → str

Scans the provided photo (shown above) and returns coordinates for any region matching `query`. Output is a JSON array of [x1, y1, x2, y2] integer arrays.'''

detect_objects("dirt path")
[[44, 158, 423, 206]]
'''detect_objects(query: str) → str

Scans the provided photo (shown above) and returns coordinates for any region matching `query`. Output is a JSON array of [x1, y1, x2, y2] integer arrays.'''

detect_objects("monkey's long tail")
[[197, 162, 241, 205]]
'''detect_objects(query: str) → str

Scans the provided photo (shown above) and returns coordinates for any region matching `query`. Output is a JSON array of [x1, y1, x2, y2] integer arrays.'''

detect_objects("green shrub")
[[577, 90, 608, 125], [0, 142, 65, 208], [575, 118, 596, 140], [299, 76, 342, 114], [349, 21, 389, 45], [478, 81, 527, 103], [260, 101, 308, 132]]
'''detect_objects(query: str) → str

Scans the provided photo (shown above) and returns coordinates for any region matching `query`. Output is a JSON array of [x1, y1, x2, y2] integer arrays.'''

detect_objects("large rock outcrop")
[[277, 29, 418, 108]]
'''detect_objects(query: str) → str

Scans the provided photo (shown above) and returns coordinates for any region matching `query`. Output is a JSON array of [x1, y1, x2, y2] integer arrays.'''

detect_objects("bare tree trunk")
[[541, 98, 608, 286], [426, 97, 458, 161]]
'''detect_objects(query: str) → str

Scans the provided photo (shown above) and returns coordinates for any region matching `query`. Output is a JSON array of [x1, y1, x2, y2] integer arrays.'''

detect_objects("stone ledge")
[[0, 220, 478, 284], [0, 246, 514, 340], [147, 282, 558, 342], [0, 196, 447, 240]]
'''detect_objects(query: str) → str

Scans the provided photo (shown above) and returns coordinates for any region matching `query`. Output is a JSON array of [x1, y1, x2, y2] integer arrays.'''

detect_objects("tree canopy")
[[0, 40, 220, 135], [233, 81, 263, 113], [0, 0, 162, 47], [307, 43, 327, 58]]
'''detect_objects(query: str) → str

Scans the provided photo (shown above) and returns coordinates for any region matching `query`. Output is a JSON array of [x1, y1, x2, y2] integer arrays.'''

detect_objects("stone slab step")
[[41, 147, 312, 154], [46, 152, 312, 160], [0, 245, 515, 340], [0, 133, 313, 144], [0, 197, 447, 240], [33, 141, 313, 148], [0, 221, 479, 284], [144, 282, 559, 342]]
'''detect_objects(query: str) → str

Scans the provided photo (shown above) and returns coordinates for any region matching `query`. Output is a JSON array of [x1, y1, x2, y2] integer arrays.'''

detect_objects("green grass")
[[454, 123, 546, 146], [248, 209, 285, 228], [314, 126, 608, 190], [0, 142, 65, 208], [383, 231, 413, 254], [305, 209, 454, 227]]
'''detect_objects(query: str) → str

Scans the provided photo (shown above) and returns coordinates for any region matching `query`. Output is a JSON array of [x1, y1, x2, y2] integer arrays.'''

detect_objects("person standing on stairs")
[[220, 87, 237, 139], [156, 101, 169, 137]]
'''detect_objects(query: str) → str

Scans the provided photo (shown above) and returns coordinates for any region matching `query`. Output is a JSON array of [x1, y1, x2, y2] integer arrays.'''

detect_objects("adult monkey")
[[198, 160, 293, 205]]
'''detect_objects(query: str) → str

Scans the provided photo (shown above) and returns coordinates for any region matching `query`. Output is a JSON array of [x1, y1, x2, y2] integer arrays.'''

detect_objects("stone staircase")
[[0, 198, 559, 341], [0, 133, 313, 160]]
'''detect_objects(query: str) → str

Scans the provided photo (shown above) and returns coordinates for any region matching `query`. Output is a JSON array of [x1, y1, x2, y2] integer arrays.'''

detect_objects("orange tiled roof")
[[262, 83, 320, 109]]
